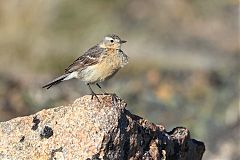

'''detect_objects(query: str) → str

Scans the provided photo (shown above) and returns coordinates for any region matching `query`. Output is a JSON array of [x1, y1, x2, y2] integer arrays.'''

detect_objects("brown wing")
[[65, 45, 105, 74]]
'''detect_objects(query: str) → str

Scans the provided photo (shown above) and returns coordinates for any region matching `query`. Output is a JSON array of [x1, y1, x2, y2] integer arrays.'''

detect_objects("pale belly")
[[78, 59, 121, 84]]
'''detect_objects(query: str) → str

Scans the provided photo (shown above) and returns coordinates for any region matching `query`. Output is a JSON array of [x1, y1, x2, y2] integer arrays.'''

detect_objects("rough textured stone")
[[0, 95, 205, 160]]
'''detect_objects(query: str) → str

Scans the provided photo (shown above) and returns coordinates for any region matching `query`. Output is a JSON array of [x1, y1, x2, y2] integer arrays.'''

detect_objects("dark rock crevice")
[[97, 104, 205, 159]]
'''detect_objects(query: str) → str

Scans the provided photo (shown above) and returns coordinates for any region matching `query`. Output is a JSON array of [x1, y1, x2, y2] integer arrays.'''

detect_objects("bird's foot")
[[91, 93, 101, 103], [111, 94, 118, 104]]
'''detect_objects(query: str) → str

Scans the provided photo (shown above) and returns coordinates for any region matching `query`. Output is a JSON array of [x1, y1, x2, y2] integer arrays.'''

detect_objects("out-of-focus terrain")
[[0, 1, 239, 159]]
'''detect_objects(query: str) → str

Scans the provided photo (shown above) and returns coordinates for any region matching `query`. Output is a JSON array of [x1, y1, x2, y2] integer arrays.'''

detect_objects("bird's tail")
[[42, 74, 69, 89]]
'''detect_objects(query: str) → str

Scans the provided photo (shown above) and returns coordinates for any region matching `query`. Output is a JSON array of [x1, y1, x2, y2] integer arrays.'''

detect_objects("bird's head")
[[99, 34, 127, 49]]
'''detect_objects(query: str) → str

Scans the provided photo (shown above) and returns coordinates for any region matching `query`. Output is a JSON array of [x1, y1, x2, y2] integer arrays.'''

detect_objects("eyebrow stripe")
[[105, 37, 113, 40]]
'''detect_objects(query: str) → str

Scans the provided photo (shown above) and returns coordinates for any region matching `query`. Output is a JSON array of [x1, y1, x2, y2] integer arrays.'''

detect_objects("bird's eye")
[[110, 40, 114, 43]]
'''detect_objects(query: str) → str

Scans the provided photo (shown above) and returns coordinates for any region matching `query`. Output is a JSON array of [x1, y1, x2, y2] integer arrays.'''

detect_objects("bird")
[[42, 34, 128, 101]]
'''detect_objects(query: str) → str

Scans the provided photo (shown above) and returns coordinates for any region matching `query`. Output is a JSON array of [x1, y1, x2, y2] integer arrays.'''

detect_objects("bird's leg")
[[96, 83, 108, 95], [87, 83, 100, 102]]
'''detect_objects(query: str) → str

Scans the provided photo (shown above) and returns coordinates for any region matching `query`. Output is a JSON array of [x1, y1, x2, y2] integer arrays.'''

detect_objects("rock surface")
[[0, 95, 205, 160]]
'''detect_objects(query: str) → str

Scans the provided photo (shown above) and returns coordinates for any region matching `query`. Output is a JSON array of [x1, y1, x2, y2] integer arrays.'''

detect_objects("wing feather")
[[65, 45, 104, 74]]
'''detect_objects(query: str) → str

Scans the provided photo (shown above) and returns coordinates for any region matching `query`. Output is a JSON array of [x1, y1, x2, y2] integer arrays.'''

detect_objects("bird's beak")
[[120, 40, 127, 44]]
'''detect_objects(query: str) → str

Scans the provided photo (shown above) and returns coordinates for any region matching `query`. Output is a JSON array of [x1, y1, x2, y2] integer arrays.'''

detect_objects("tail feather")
[[42, 74, 69, 89]]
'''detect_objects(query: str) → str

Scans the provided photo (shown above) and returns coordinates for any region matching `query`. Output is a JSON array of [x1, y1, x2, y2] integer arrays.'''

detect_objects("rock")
[[0, 95, 205, 160]]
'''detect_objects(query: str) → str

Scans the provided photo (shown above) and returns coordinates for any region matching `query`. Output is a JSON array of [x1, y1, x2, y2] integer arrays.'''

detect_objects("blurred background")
[[0, 0, 239, 159]]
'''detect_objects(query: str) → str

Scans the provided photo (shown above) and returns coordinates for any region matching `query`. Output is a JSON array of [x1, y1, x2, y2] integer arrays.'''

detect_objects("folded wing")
[[65, 45, 105, 74]]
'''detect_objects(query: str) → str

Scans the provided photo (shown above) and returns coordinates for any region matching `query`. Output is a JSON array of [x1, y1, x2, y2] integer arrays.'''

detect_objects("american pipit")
[[42, 34, 128, 101]]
